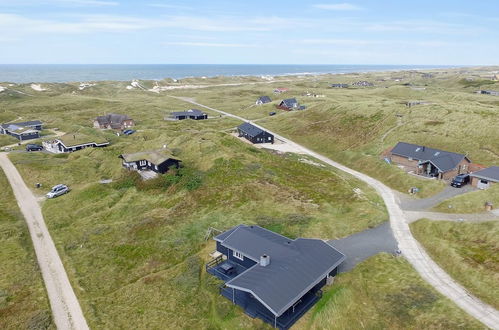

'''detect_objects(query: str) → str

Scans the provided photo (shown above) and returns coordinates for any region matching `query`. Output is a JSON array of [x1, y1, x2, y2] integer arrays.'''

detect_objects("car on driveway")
[[451, 174, 470, 188], [26, 144, 43, 151], [123, 129, 136, 135], [46, 184, 70, 198]]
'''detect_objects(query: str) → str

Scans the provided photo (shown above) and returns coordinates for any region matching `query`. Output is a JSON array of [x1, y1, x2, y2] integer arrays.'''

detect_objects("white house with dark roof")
[[206, 225, 345, 330]]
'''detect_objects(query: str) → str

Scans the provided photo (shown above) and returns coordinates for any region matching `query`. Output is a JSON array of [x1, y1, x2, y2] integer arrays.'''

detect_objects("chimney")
[[260, 255, 270, 267]]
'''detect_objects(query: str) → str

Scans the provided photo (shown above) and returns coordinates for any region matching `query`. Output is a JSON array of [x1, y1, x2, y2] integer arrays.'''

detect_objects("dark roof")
[[215, 225, 345, 317], [2, 120, 42, 129], [95, 114, 132, 128], [257, 96, 272, 103], [470, 166, 499, 182], [237, 122, 267, 137], [171, 109, 206, 117], [280, 98, 299, 108], [391, 142, 469, 172]]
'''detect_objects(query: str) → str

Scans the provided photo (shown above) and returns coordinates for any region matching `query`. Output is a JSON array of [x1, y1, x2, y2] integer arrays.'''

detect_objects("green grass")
[[2, 68, 498, 328], [411, 219, 498, 309], [175, 69, 499, 198], [433, 183, 499, 213], [0, 135, 18, 147], [0, 169, 54, 330], [297, 254, 483, 329]]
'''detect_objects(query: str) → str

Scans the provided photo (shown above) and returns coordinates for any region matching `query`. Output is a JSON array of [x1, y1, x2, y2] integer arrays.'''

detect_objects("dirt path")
[[404, 210, 498, 223], [172, 96, 499, 329], [0, 153, 89, 330]]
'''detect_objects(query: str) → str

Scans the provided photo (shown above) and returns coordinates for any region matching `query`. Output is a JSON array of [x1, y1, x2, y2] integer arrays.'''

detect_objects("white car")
[[46, 184, 70, 199]]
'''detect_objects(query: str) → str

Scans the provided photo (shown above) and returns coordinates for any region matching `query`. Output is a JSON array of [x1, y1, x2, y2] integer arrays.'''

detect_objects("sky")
[[0, 0, 498, 65]]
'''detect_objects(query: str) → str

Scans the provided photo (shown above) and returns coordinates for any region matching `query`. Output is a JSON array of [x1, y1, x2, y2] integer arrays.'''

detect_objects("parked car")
[[451, 174, 470, 188], [269, 112, 276, 116], [123, 129, 136, 135], [46, 184, 70, 198], [26, 144, 43, 151]]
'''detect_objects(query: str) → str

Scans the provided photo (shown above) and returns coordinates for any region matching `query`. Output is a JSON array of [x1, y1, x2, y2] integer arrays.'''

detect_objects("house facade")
[[276, 98, 305, 111], [94, 114, 134, 130], [476, 90, 499, 96], [0, 120, 43, 141], [43, 134, 109, 153], [206, 225, 345, 330], [388, 142, 471, 180], [237, 122, 274, 144], [120, 150, 180, 174], [169, 109, 208, 120], [470, 166, 499, 189], [330, 84, 349, 88]]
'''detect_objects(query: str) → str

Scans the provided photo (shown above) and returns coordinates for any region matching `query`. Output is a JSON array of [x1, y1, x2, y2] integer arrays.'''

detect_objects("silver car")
[[46, 184, 70, 198]]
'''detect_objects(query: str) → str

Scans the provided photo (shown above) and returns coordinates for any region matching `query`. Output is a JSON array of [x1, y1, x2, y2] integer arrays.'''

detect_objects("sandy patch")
[[0, 85, 6, 92], [31, 84, 47, 91], [79, 82, 96, 90]]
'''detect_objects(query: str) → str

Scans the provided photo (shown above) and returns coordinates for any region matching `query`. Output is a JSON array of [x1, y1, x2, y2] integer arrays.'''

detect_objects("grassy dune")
[[177, 70, 499, 198], [433, 183, 499, 213], [0, 169, 53, 330], [1, 68, 498, 328], [297, 254, 483, 329], [411, 219, 498, 309]]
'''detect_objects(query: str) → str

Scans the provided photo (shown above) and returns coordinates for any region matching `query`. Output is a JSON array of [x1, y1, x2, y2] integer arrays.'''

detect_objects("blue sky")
[[0, 0, 498, 65]]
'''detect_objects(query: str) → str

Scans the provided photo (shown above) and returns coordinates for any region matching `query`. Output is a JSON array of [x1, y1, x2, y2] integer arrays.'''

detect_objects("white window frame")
[[233, 250, 244, 260]]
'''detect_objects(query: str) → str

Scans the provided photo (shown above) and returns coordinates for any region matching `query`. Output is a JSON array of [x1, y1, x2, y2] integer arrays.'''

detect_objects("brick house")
[[387, 142, 471, 180], [470, 166, 499, 189], [94, 113, 134, 130]]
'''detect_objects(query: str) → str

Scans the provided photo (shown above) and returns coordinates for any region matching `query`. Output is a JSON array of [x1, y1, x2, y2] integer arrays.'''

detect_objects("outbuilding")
[[470, 166, 499, 189], [237, 122, 274, 144]]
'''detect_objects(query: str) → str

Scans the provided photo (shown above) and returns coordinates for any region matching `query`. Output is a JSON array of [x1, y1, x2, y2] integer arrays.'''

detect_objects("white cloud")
[[164, 42, 257, 48], [147, 3, 192, 10], [313, 3, 363, 11]]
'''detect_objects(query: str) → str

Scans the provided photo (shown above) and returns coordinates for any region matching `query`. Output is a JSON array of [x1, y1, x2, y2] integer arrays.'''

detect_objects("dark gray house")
[[120, 150, 180, 174], [169, 109, 208, 120], [276, 98, 306, 111], [330, 83, 349, 88], [237, 122, 274, 144], [0, 120, 43, 141], [256, 96, 272, 105], [476, 90, 499, 96], [206, 225, 345, 330]]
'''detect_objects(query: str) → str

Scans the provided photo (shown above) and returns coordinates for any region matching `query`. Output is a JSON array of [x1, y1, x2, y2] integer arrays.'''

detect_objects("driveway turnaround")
[[0, 153, 89, 330], [173, 96, 499, 329], [398, 185, 477, 211], [328, 222, 398, 272]]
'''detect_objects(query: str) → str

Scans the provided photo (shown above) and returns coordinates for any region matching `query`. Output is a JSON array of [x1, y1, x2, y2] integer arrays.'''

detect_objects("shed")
[[470, 166, 499, 189]]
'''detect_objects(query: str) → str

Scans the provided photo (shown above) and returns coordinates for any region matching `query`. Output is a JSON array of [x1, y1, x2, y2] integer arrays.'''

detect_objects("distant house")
[[387, 142, 471, 180], [169, 109, 208, 120], [94, 114, 134, 130], [0, 120, 42, 141], [43, 133, 109, 153], [276, 98, 306, 111], [476, 90, 499, 96], [273, 88, 289, 94], [120, 150, 180, 174], [352, 81, 374, 87], [256, 96, 272, 105], [206, 224, 345, 330], [237, 122, 274, 144], [470, 166, 499, 190], [330, 83, 349, 88]]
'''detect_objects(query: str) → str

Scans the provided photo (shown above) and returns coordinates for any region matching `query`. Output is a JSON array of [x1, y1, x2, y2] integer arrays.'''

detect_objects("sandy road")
[[0, 153, 89, 330], [172, 96, 499, 329]]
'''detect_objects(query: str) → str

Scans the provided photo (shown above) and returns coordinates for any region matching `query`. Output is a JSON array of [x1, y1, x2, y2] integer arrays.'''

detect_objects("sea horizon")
[[0, 64, 459, 84]]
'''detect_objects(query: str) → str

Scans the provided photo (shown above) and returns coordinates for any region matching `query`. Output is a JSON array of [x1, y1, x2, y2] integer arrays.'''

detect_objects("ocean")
[[0, 64, 448, 83]]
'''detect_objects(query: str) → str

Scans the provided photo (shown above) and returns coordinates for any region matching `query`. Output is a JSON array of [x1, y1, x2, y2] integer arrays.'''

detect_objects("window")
[[233, 250, 244, 260], [139, 160, 147, 166]]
